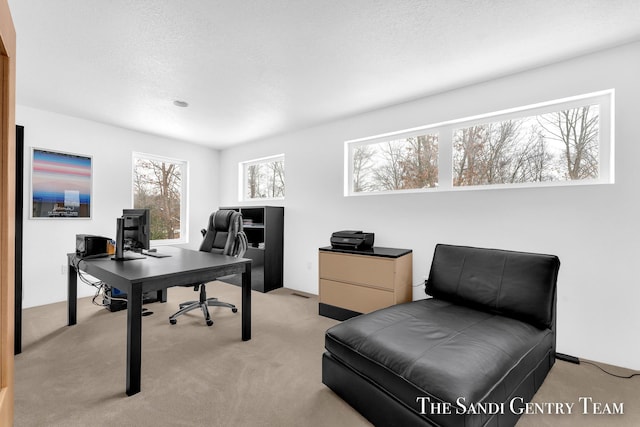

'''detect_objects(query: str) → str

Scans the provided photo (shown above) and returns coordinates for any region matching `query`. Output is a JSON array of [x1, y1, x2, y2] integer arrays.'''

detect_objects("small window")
[[132, 152, 188, 244], [348, 134, 438, 194], [239, 154, 285, 201]]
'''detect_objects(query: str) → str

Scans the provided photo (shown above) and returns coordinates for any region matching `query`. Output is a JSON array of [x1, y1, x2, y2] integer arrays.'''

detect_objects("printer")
[[330, 230, 374, 251], [76, 234, 111, 258]]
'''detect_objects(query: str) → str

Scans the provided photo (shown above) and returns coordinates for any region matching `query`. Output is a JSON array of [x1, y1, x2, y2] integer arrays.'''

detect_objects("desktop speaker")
[[76, 234, 110, 258]]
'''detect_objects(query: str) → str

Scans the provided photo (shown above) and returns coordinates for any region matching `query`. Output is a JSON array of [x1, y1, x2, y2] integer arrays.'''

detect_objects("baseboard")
[[556, 352, 580, 364]]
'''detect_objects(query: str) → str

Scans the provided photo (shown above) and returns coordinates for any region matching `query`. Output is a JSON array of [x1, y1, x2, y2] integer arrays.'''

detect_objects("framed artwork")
[[31, 148, 92, 218]]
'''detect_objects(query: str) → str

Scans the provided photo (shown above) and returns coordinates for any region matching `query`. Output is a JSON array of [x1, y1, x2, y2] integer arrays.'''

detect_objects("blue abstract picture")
[[31, 149, 92, 218]]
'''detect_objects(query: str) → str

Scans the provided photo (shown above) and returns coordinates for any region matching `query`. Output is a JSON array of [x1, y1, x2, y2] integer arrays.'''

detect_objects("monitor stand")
[[112, 250, 146, 261], [113, 217, 146, 261]]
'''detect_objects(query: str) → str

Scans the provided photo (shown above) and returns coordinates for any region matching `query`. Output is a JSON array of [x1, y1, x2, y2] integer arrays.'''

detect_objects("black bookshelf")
[[220, 206, 284, 292]]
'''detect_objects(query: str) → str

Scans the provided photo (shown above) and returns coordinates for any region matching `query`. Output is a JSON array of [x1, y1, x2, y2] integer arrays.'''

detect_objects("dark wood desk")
[[67, 246, 252, 396]]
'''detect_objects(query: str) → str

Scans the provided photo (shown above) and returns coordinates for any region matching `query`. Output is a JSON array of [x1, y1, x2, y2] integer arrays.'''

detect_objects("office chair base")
[[207, 297, 238, 313], [169, 285, 237, 326], [169, 300, 215, 326], [178, 298, 237, 313]]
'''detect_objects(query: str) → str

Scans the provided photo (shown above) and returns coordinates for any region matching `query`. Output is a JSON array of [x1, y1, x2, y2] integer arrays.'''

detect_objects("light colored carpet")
[[14, 282, 639, 426]]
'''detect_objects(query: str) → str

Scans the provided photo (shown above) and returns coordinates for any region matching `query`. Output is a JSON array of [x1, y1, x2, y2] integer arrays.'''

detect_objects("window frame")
[[345, 89, 614, 196], [344, 128, 440, 196], [131, 152, 189, 245], [238, 154, 285, 201]]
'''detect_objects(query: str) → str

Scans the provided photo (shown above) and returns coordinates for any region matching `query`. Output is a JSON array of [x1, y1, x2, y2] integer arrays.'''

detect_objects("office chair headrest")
[[213, 210, 234, 230]]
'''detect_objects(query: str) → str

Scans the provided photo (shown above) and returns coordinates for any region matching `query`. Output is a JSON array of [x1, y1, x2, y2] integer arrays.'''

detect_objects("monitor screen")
[[122, 208, 150, 251]]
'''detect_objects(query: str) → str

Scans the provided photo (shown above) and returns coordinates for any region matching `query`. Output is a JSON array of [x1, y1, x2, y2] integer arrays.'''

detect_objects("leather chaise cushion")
[[325, 299, 554, 425]]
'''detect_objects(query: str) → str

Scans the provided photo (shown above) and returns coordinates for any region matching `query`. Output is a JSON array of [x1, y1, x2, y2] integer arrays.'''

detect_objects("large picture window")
[[240, 154, 285, 201], [132, 152, 188, 244], [345, 90, 613, 195]]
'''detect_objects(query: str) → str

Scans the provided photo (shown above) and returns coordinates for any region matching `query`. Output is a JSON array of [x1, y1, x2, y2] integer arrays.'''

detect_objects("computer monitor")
[[122, 208, 150, 251]]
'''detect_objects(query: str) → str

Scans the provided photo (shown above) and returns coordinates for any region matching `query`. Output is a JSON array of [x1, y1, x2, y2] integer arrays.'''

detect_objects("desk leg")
[[68, 261, 77, 326], [126, 286, 143, 396], [242, 262, 251, 341]]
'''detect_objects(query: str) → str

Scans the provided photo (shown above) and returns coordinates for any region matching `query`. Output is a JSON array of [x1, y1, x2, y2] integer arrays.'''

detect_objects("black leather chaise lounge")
[[323, 243, 560, 427]]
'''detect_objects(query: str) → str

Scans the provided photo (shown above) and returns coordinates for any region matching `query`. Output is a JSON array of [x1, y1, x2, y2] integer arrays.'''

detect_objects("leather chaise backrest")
[[426, 244, 560, 330]]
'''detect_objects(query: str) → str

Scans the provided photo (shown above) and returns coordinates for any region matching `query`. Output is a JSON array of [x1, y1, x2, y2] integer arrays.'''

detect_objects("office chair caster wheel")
[[206, 319, 214, 326], [170, 319, 177, 325], [232, 308, 238, 313]]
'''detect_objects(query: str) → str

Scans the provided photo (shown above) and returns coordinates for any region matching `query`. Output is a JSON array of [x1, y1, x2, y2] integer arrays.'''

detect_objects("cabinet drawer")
[[319, 252, 395, 290], [320, 279, 394, 314]]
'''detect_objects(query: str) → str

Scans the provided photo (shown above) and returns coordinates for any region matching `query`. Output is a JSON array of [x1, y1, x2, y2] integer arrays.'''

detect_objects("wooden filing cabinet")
[[318, 247, 413, 320]]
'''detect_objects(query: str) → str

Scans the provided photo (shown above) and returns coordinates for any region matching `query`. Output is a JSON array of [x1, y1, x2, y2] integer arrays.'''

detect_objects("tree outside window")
[[346, 90, 611, 196], [241, 155, 285, 200], [453, 105, 599, 187], [133, 153, 187, 242], [351, 134, 438, 193]]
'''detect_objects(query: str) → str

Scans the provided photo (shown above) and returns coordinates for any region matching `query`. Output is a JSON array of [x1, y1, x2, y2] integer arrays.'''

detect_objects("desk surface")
[[69, 246, 251, 293], [74, 246, 248, 279]]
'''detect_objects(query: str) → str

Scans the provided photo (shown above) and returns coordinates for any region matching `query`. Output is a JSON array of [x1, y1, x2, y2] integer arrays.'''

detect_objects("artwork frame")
[[30, 148, 92, 219]]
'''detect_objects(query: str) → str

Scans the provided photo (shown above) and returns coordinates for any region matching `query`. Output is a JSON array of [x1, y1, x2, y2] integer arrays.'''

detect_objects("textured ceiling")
[[8, 0, 640, 149]]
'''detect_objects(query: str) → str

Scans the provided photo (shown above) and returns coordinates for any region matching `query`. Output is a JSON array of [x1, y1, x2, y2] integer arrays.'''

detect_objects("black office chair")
[[169, 210, 248, 326]]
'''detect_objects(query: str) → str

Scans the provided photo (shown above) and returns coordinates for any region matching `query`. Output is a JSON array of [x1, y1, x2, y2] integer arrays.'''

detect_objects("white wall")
[[17, 105, 220, 308], [219, 41, 640, 370]]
